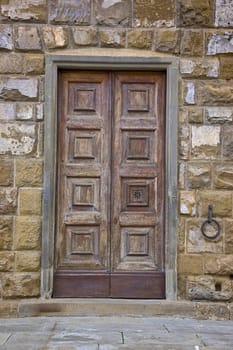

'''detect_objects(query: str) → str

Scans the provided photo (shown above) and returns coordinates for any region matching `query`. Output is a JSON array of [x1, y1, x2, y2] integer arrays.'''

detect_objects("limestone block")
[[179, 0, 214, 27], [180, 191, 196, 216], [180, 58, 219, 78], [0, 77, 38, 101], [72, 27, 98, 46], [220, 56, 233, 79], [179, 161, 185, 189], [1, 273, 40, 298], [188, 107, 203, 123], [134, 0, 175, 27], [0, 53, 24, 74], [35, 103, 44, 120], [24, 54, 44, 74], [183, 81, 195, 105], [180, 30, 204, 56], [225, 219, 233, 254], [128, 30, 153, 50], [16, 159, 43, 187], [197, 80, 233, 105], [19, 188, 42, 215], [196, 302, 230, 320], [222, 125, 233, 160], [100, 30, 126, 48], [0, 217, 13, 250], [178, 254, 203, 275], [41, 25, 68, 49], [188, 275, 232, 303], [207, 31, 233, 55], [179, 124, 190, 159], [95, 0, 131, 26], [15, 26, 41, 50], [0, 123, 36, 155], [205, 107, 233, 124], [204, 254, 233, 275], [215, 0, 233, 27], [0, 188, 17, 215], [15, 251, 41, 272], [191, 125, 220, 159], [187, 162, 211, 189], [0, 0, 47, 22], [0, 159, 13, 186], [14, 216, 41, 250], [0, 252, 14, 272], [214, 164, 233, 189], [0, 25, 13, 50], [16, 103, 34, 120], [49, 0, 91, 24], [178, 217, 185, 253], [0, 103, 14, 121], [197, 190, 232, 217], [187, 218, 223, 253], [155, 29, 180, 53]]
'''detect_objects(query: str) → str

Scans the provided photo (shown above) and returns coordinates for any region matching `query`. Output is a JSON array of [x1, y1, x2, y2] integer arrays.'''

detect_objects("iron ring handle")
[[201, 218, 221, 240]]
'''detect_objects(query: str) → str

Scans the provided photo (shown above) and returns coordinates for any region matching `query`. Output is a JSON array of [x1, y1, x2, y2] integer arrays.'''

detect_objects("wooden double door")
[[53, 70, 165, 298]]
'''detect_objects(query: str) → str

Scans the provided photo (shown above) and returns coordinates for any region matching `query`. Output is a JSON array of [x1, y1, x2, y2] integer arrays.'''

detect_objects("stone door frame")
[[41, 50, 178, 300]]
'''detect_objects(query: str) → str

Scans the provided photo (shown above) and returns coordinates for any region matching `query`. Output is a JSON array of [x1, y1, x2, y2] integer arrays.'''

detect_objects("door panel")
[[53, 71, 165, 298]]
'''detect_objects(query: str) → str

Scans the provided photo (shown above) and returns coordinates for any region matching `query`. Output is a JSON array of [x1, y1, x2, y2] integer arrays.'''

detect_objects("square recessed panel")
[[128, 89, 149, 111], [71, 232, 94, 255], [67, 178, 100, 212], [122, 179, 155, 212], [128, 136, 150, 159], [127, 232, 149, 256], [122, 131, 156, 163], [68, 130, 101, 163], [68, 83, 100, 115], [74, 88, 96, 112]]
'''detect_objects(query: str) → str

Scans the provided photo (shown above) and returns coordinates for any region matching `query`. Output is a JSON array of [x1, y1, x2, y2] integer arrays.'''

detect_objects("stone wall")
[[0, 0, 233, 302]]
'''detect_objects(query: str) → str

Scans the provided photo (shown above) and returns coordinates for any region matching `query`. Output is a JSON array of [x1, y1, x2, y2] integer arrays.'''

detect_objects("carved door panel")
[[53, 71, 165, 298]]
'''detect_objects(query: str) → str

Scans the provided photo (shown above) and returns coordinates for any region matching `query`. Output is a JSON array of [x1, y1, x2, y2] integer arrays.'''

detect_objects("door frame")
[[41, 49, 179, 300]]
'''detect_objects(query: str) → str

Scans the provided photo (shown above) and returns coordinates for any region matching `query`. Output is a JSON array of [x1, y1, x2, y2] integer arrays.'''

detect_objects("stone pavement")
[[0, 316, 233, 350]]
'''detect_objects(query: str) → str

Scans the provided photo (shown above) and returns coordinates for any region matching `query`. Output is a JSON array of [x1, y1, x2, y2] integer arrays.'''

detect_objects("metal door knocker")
[[201, 205, 221, 240]]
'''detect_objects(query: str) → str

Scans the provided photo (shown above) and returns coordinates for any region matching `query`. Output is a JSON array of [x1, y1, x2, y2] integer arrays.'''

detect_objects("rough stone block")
[[188, 107, 203, 123], [0, 252, 14, 272], [16, 103, 34, 120], [215, 0, 233, 27], [180, 30, 204, 56], [72, 27, 98, 46], [180, 58, 219, 78], [191, 125, 220, 159], [1, 273, 40, 298], [100, 30, 126, 48], [207, 31, 233, 55], [214, 164, 233, 189], [0, 188, 17, 215], [179, 161, 185, 189], [155, 29, 180, 53], [35, 103, 44, 121], [179, 0, 214, 27], [0, 0, 47, 22], [0, 123, 36, 155], [187, 218, 223, 253], [49, 0, 91, 24], [180, 191, 196, 216], [222, 125, 233, 160], [0, 77, 38, 101], [204, 255, 233, 275], [179, 124, 190, 159], [0, 25, 13, 51], [19, 188, 42, 215], [14, 216, 41, 250], [134, 0, 175, 27], [187, 162, 211, 189], [128, 30, 153, 49], [197, 80, 233, 105], [0, 159, 13, 186], [0, 216, 13, 250], [197, 190, 232, 217], [24, 54, 44, 75], [178, 217, 185, 253], [205, 107, 233, 124], [15, 251, 41, 272], [196, 302, 230, 320], [220, 56, 233, 79], [178, 254, 203, 275], [183, 81, 195, 105], [95, 0, 131, 26], [225, 219, 233, 254], [41, 25, 68, 49], [0, 53, 24, 74], [16, 159, 43, 187], [0, 103, 14, 121], [15, 26, 41, 50], [188, 276, 232, 304]]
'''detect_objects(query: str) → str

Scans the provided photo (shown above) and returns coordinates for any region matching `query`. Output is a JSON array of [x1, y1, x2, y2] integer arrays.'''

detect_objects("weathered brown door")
[[53, 71, 165, 298]]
